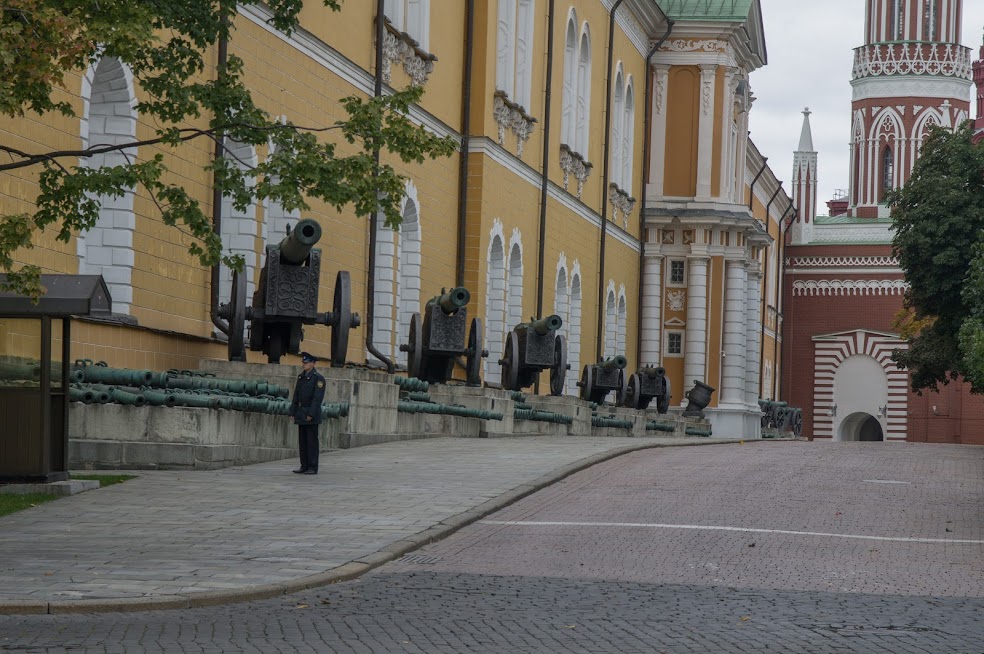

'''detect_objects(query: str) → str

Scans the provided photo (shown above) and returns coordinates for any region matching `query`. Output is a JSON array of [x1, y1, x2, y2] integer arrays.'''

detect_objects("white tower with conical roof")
[[790, 108, 817, 246]]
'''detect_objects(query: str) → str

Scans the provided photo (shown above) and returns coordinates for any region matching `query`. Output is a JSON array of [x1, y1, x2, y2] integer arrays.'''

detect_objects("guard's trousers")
[[297, 424, 320, 472]]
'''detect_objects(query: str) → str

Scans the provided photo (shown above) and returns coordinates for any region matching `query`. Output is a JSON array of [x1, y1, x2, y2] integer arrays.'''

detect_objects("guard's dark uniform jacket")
[[290, 368, 326, 425]]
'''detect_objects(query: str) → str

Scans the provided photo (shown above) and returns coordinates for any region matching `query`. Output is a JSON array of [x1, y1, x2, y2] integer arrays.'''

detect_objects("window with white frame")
[[575, 27, 591, 157], [384, 0, 430, 51], [561, 14, 591, 156], [604, 288, 616, 358], [567, 271, 582, 392], [561, 13, 578, 146], [611, 68, 624, 187], [496, 0, 535, 110], [610, 68, 634, 193], [665, 330, 684, 357], [668, 259, 686, 287]]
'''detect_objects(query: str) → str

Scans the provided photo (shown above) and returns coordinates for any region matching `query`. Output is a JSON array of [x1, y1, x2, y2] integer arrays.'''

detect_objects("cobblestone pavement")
[[3, 441, 984, 653]]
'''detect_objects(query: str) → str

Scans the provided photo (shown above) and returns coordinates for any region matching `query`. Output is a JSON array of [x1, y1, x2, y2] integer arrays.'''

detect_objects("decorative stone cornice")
[[852, 42, 972, 80], [559, 144, 593, 199], [493, 90, 538, 156], [664, 39, 726, 53], [382, 21, 437, 86], [793, 279, 908, 296], [609, 183, 636, 228], [789, 256, 898, 268]]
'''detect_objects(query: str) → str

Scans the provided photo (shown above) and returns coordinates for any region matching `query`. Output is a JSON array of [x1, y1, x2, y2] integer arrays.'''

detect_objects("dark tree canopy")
[[0, 0, 456, 298], [889, 122, 984, 393]]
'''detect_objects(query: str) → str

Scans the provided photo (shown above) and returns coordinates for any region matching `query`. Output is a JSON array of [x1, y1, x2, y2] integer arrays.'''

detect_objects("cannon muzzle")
[[529, 314, 563, 336], [640, 365, 666, 379], [601, 355, 628, 372], [278, 219, 322, 265], [430, 286, 470, 314]]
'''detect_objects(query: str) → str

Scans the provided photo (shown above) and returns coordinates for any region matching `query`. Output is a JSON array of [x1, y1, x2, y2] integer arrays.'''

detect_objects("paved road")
[[3, 441, 984, 652]]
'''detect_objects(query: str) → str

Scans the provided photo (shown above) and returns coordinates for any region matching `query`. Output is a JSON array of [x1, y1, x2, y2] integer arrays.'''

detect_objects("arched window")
[[616, 291, 627, 355], [576, 27, 592, 157], [497, 0, 535, 109], [395, 199, 421, 368], [567, 270, 582, 392], [220, 138, 259, 304], [384, 0, 430, 51], [485, 226, 507, 384], [554, 265, 569, 394], [611, 68, 624, 188], [507, 240, 524, 334], [604, 287, 616, 358], [881, 145, 894, 202], [496, 0, 517, 98], [561, 14, 578, 146], [923, 0, 939, 40], [622, 80, 635, 194], [79, 56, 138, 315]]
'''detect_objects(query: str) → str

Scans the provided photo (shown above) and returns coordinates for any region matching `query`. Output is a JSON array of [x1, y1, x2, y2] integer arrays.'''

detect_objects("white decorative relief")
[[609, 183, 636, 227], [852, 43, 972, 80], [793, 280, 908, 296], [559, 143, 593, 199], [493, 91, 537, 156], [665, 39, 725, 53], [788, 256, 898, 268], [667, 290, 686, 311], [382, 22, 437, 86]]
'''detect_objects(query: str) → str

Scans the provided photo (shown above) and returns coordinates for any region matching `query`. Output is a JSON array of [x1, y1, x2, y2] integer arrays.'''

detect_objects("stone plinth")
[[426, 385, 514, 437]]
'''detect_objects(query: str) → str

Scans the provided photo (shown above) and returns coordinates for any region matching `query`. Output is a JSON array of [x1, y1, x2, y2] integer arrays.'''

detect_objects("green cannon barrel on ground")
[[75, 362, 168, 388]]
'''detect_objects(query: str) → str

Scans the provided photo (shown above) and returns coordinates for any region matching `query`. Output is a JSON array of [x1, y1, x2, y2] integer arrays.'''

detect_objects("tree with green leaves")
[[889, 122, 984, 393], [0, 0, 456, 297]]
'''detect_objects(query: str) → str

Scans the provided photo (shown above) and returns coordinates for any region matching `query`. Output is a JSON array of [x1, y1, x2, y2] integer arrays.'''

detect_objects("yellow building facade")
[[0, 0, 791, 436]]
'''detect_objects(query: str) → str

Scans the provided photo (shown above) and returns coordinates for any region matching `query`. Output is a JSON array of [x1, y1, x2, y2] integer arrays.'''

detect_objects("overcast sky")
[[748, 0, 984, 214]]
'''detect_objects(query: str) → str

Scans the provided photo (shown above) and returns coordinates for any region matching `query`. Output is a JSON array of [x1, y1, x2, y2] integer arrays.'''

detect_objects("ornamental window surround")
[[559, 13, 593, 197], [494, 0, 538, 155], [665, 331, 684, 357], [609, 65, 636, 226], [880, 145, 894, 203], [668, 259, 686, 287], [382, 0, 437, 86]]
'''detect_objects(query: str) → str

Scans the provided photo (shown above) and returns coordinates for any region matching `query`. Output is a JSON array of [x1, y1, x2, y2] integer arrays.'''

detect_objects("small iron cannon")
[[618, 365, 671, 413], [578, 355, 627, 404], [498, 315, 569, 395], [218, 219, 360, 364], [400, 286, 487, 385]]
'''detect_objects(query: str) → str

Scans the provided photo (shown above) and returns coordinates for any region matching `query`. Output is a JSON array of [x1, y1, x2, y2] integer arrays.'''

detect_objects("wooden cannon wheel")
[[224, 270, 247, 362], [499, 331, 520, 391], [549, 334, 568, 396], [465, 317, 486, 387]]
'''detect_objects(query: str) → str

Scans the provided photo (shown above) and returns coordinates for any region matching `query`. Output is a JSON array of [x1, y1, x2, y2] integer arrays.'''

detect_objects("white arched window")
[[485, 226, 507, 384], [567, 268, 582, 392], [616, 289, 627, 355], [220, 139, 259, 304], [622, 79, 635, 194], [79, 56, 138, 315], [372, 183, 421, 365], [575, 26, 592, 157], [611, 67, 624, 188], [561, 13, 578, 146], [604, 286, 617, 358], [395, 198, 421, 367], [507, 238, 524, 334], [496, 0, 535, 110], [384, 0, 430, 51], [554, 263, 570, 393]]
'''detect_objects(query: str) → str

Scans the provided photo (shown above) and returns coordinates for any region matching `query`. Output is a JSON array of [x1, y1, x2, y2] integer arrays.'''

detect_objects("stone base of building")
[[705, 404, 762, 439]]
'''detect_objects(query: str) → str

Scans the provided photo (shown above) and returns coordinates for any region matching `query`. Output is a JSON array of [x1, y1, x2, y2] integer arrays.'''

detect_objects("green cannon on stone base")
[[217, 219, 360, 365], [618, 365, 672, 413], [498, 315, 569, 395], [578, 355, 627, 404], [399, 286, 487, 385]]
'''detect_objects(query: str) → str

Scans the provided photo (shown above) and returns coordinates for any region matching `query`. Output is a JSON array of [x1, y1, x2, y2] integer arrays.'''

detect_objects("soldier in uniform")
[[290, 352, 326, 475]]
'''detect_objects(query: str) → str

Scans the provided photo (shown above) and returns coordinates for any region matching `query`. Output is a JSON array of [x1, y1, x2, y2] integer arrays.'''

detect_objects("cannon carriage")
[[618, 365, 672, 413], [218, 219, 360, 364], [498, 315, 569, 395], [399, 287, 487, 385], [578, 356, 627, 404]]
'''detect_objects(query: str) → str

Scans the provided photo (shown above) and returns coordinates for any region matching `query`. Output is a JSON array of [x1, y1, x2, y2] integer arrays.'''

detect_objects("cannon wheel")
[[500, 331, 520, 390], [465, 317, 485, 387], [791, 410, 803, 437], [656, 376, 671, 414], [406, 312, 423, 379], [226, 270, 247, 362], [549, 334, 568, 396], [621, 373, 641, 409], [578, 364, 594, 402], [331, 271, 353, 366]]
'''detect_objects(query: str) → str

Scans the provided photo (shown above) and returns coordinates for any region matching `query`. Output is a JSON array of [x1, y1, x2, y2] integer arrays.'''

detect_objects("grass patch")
[[70, 473, 135, 488], [0, 493, 59, 518]]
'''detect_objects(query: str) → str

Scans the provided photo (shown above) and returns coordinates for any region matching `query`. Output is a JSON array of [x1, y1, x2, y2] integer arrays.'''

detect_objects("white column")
[[684, 255, 709, 386], [649, 64, 670, 198], [744, 261, 763, 407], [718, 68, 736, 202], [695, 64, 717, 200], [640, 250, 663, 366], [721, 257, 748, 404]]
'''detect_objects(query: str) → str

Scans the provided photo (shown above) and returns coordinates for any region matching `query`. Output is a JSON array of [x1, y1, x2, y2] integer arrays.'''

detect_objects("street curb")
[[0, 438, 751, 615]]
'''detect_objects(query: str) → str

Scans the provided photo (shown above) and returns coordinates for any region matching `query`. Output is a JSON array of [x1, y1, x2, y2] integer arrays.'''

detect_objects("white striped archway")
[[811, 330, 908, 441]]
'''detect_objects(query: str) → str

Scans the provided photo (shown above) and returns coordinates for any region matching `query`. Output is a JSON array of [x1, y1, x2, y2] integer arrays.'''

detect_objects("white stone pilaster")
[[696, 64, 717, 200], [718, 68, 736, 202], [744, 262, 763, 407], [649, 64, 670, 198], [721, 257, 748, 404], [640, 251, 663, 366], [684, 255, 709, 387]]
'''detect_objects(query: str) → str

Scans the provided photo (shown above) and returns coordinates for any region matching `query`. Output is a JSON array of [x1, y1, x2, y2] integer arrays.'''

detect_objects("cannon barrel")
[[278, 218, 322, 265], [428, 286, 470, 314], [640, 365, 666, 379], [601, 355, 628, 372], [529, 314, 563, 336]]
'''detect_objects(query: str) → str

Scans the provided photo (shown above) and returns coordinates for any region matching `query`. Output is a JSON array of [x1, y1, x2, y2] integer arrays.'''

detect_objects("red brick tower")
[[782, 0, 983, 443], [974, 29, 984, 141]]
